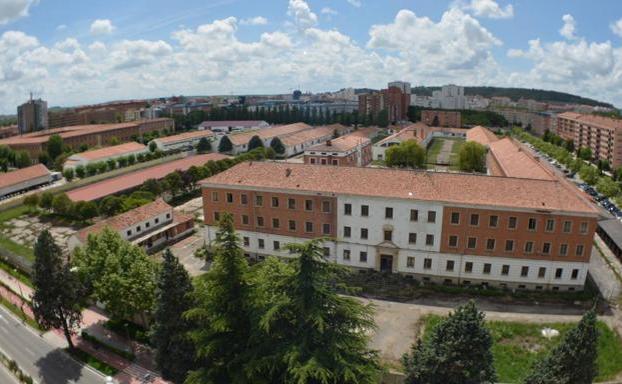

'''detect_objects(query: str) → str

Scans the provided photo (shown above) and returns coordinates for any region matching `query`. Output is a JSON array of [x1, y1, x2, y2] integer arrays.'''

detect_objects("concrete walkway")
[[435, 139, 455, 165]]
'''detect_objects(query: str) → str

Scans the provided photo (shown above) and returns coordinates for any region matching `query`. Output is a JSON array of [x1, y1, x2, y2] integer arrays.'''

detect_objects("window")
[[576, 244, 584, 257], [465, 262, 473, 273], [384, 230, 393, 241], [271, 197, 279, 207], [258, 239, 265, 249], [528, 218, 537, 231], [545, 219, 555, 232], [359, 252, 368, 262], [323, 247, 330, 257], [411, 209, 419, 222], [524, 241, 534, 253], [343, 249, 351, 261], [289, 220, 296, 231], [427, 211, 436, 223], [486, 239, 495, 251], [344, 226, 351, 238], [470, 214, 480, 226], [426, 234, 434, 246], [521, 266, 529, 277], [126, 230, 132, 236], [571, 269, 579, 279], [226, 193, 233, 203], [385, 207, 393, 219], [483, 263, 492, 274], [272, 218, 280, 229], [256, 216, 264, 227], [424, 258, 432, 269], [273, 241, 280, 250], [242, 236, 249, 246], [559, 243, 568, 256], [146, 222, 150, 228], [166, 212, 171, 219], [489, 215, 499, 228], [501, 265, 510, 275], [322, 201, 331, 213], [136, 225, 141, 232], [407, 257, 415, 268], [542, 242, 551, 255], [332, 159, 338, 165], [361, 205, 369, 217], [344, 203, 352, 215], [305, 222, 313, 233], [467, 237, 477, 249], [448, 235, 458, 247], [563, 220, 572, 233], [241, 194, 248, 205], [255, 195, 263, 207], [155, 218, 159, 224], [323, 223, 331, 235], [408, 233, 417, 244], [538, 267, 546, 278], [505, 240, 514, 252], [450, 212, 460, 224], [288, 198, 296, 209], [555, 268, 563, 279], [579, 222, 588, 234], [446, 260, 455, 272], [211, 191, 219, 201], [213, 212, 220, 221], [508, 216, 517, 229], [310, 158, 316, 164], [360, 228, 368, 239]]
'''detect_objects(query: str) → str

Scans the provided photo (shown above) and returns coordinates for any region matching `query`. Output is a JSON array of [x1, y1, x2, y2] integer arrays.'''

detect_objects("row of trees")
[[63, 148, 168, 181], [0, 144, 33, 171], [24, 192, 99, 222], [384, 139, 487, 173]]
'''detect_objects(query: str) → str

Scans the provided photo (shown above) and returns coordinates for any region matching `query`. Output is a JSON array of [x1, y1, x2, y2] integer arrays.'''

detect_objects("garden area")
[[425, 137, 464, 169]]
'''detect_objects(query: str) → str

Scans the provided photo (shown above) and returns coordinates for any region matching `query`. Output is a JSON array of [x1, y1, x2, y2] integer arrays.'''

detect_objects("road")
[[0, 362, 18, 383], [0, 306, 105, 384]]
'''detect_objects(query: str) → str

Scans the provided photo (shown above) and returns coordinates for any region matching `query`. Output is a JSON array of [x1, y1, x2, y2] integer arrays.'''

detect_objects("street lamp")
[[105, 376, 115, 384]]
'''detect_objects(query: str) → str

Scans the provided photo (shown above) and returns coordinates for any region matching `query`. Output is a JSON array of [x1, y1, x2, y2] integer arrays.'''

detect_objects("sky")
[[0, 0, 622, 114]]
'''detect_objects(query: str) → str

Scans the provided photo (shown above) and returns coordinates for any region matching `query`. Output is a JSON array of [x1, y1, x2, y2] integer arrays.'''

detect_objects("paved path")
[[170, 234, 208, 276], [0, 359, 19, 384], [435, 139, 454, 165]]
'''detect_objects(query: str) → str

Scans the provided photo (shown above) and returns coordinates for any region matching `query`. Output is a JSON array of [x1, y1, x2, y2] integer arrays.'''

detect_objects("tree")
[[377, 109, 389, 127], [52, 194, 74, 216], [196, 137, 211, 153], [63, 168, 75, 181], [248, 135, 264, 151], [596, 177, 619, 198], [149, 141, 158, 152], [523, 310, 598, 384], [106, 158, 116, 171], [565, 139, 575, 153], [47, 134, 64, 161], [39, 191, 54, 210], [165, 171, 183, 197], [14, 150, 31, 168], [578, 147, 592, 161], [218, 136, 233, 153], [385, 140, 426, 168], [579, 165, 599, 185], [32, 230, 83, 349], [402, 301, 496, 384], [86, 163, 98, 177], [141, 178, 163, 196], [99, 195, 124, 216], [270, 137, 286, 155], [23, 193, 40, 212], [457, 141, 487, 173], [74, 201, 99, 221], [186, 214, 253, 384], [73, 228, 157, 322], [75, 165, 85, 178], [152, 250, 196, 383]]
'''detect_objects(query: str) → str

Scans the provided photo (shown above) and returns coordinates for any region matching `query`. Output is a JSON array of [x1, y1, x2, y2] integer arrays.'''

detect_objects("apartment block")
[[201, 162, 598, 291], [358, 83, 411, 123], [421, 110, 462, 128], [17, 97, 48, 134]]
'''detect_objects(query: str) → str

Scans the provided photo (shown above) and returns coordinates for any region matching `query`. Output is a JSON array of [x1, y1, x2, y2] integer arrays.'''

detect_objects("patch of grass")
[[66, 348, 118, 376], [0, 294, 41, 331], [425, 138, 444, 164], [0, 236, 34, 262], [0, 258, 32, 287], [419, 315, 622, 383], [0, 206, 30, 226], [449, 139, 465, 170]]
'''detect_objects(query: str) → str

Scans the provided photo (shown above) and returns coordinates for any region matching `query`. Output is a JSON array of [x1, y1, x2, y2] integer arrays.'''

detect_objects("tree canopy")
[[248, 135, 264, 151], [196, 137, 211, 153], [270, 136, 286, 155], [385, 140, 426, 168], [218, 136, 233, 153], [457, 141, 487, 173], [47, 134, 64, 161]]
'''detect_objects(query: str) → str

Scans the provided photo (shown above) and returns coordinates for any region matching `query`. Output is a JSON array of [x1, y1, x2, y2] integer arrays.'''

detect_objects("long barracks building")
[[201, 162, 599, 291]]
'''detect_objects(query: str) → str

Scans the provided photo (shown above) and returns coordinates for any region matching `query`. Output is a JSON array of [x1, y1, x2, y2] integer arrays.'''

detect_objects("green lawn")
[[448, 139, 465, 170], [426, 137, 465, 167], [66, 348, 119, 376], [0, 236, 34, 262], [420, 315, 622, 383], [0, 206, 30, 225], [425, 138, 444, 164]]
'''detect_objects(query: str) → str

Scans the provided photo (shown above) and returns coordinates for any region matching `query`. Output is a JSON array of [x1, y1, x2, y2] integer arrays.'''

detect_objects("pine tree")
[[32, 230, 84, 349], [196, 137, 211, 153], [152, 249, 196, 384], [186, 213, 253, 384], [402, 301, 496, 384], [523, 310, 599, 384], [218, 136, 233, 153], [248, 135, 264, 151], [249, 239, 382, 384], [269, 137, 286, 155]]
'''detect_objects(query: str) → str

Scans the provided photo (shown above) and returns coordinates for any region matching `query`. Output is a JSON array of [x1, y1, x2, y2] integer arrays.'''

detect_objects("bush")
[[75, 165, 85, 178], [62, 168, 75, 181]]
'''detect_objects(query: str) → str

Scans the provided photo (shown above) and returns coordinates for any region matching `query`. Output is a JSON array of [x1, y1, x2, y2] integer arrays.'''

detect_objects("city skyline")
[[0, 0, 622, 113]]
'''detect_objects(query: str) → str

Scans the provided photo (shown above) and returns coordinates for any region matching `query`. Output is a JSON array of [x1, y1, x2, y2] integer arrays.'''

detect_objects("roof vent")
[[286, 168, 292, 177], [326, 140, 332, 146]]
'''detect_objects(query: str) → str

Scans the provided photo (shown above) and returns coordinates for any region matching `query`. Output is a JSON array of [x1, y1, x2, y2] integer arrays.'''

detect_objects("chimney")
[[286, 168, 292, 177]]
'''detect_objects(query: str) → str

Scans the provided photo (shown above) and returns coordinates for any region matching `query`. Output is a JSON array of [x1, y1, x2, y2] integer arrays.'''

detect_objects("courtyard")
[[425, 137, 464, 171]]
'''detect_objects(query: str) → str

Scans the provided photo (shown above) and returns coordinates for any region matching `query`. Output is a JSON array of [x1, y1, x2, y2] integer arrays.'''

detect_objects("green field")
[[0, 205, 35, 262], [421, 315, 622, 383], [425, 137, 464, 169]]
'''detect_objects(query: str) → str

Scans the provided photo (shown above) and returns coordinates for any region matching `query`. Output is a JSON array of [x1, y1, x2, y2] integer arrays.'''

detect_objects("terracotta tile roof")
[[557, 112, 622, 131], [202, 161, 597, 215], [69, 142, 147, 161], [375, 126, 420, 146], [66, 153, 229, 202], [467, 126, 499, 146], [75, 198, 172, 242], [228, 123, 312, 145], [280, 126, 335, 146], [0, 164, 51, 190], [154, 130, 214, 145], [488, 138, 556, 181], [0, 123, 140, 146], [199, 120, 266, 127], [306, 130, 373, 152]]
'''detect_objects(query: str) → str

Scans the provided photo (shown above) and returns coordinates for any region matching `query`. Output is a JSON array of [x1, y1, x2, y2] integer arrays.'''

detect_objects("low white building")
[[0, 164, 52, 198], [63, 142, 148, 170], [198, 120, 269, 134], [150, 130, 215, 152]]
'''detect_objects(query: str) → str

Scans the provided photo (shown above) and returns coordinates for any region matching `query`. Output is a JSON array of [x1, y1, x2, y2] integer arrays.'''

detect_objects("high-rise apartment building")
[[358, 81, 411, 123], [17, 95, 48, 134]]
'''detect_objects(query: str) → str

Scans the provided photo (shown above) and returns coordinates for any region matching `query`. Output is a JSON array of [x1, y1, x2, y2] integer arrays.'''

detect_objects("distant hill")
[[409, 86, 613, 108]]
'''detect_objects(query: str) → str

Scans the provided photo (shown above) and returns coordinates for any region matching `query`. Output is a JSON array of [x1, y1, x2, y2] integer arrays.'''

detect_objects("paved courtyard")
[[0, 215, 77, 254]]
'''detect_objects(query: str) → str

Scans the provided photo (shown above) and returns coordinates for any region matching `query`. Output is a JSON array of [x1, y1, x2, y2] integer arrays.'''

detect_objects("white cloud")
[[321, 7, 337, 15], [56, 24, 67, 31], [110, 39, 172, 69], [611, 18, 622, 38], [240, 16, 268, 26], [462, 0, 513, 19], [346, 0, 362, 7], [90, 19, 115, 35], [287, 0, 318, 29], [0, 0, 36, 25], [560, 14, 577, 40]]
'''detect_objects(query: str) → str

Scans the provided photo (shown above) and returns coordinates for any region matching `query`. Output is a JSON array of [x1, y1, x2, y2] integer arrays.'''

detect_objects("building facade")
[[421, 110, 462, 128], [303, 131, 373, 167], [358, 82, 411, 123], [18, 97, 48, 134], [201, 162, 598, 291]]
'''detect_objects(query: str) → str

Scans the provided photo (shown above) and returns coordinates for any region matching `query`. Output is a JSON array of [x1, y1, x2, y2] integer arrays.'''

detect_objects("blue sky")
[[0, 0, 621, 113]]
